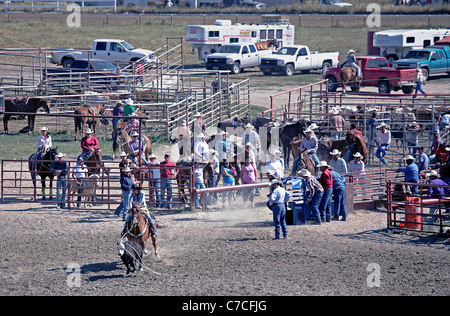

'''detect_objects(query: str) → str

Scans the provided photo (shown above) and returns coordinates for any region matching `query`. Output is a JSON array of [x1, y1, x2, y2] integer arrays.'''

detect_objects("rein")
[[126, 209, 147, 239]]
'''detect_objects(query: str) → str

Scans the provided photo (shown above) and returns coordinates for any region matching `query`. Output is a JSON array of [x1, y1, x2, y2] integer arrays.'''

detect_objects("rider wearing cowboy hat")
[[129, 131, 148, 165], [80, 128, 99, 160], [347, 49, 362, 80], [33, 126, 53, 161], [121, 183, 157, 238]]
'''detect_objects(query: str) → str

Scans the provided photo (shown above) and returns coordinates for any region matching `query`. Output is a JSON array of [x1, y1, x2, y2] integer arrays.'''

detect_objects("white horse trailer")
[[373, 29, 450, 64], [186, 19, 295, 63]]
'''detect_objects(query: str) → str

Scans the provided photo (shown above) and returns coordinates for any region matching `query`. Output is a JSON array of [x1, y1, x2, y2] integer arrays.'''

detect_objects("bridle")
[[127, 206, 147, 239]]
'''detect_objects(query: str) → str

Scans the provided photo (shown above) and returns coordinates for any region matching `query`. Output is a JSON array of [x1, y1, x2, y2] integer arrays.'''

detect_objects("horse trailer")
[[186, 19, 295, 63], [372, 29, 450, 64]]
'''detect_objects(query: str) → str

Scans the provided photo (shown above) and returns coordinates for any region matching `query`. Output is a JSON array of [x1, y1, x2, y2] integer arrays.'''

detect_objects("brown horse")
[[112, 122, 152, 160], [74, 103, 107, 141], [125, 205, 158, 257], [255, 39, 279, 50], [346, 131, 368, 164], [3, 97, 51, 133], [339, 60, 362, 93]]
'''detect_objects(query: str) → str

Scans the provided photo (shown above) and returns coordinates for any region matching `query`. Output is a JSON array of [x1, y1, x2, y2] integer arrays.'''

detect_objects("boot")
[[148, 222, 157, 238]]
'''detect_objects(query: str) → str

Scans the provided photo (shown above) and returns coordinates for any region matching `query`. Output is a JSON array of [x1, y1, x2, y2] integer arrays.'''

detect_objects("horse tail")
[[74, 109, 81, 140]]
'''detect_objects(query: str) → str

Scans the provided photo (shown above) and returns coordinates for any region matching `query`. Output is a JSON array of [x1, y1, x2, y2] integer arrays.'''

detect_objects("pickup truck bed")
[[323, 56, 416, 94]]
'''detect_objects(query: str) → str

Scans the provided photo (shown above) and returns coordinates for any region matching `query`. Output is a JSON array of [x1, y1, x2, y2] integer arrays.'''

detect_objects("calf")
[[117, 240, 144, 275]]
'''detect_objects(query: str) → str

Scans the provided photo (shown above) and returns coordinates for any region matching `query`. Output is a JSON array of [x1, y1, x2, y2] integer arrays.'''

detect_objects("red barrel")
[[405, 196, 422, 231]]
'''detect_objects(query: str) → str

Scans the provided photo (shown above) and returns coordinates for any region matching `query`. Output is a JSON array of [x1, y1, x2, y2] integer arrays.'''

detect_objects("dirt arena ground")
[[0, 78, 449, 297]]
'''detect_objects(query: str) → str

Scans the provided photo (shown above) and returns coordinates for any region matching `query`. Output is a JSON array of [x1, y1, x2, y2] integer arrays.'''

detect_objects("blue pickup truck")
[[393, 45, 450, 81]]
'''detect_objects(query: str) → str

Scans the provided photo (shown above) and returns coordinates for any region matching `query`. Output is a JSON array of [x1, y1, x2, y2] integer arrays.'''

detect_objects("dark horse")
[[125, 205, 158, 257], [28, 147, 58, 200], [279, 120, 309, 168], [3, 98, 51, 133]]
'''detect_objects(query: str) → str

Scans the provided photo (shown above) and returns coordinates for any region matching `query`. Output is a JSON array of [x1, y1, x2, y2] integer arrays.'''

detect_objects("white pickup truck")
[[50, 39, 156, 68], [204, 43, 273, 74], [259, 45, 339, 76]]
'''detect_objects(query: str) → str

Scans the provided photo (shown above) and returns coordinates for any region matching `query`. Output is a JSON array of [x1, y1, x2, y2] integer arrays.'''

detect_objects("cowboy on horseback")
[[129, 131, 149, 165], [32, 126, 53, 162], [80, 128, 99, 160], [291, 128, 320, 176], [347, 49, 362, 80], [121, 183, 157, 238]]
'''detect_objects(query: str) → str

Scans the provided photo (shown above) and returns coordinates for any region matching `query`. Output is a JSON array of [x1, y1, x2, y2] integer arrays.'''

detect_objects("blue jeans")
[[414, 82, 426, 97], [272, 203, 288, 239], [121, 189, 132, 221], [160, 178, 173, 208], [150, 180, 161, 207], [333, 188, 347, 219], [56, 176, 67, 208], [307, 191, 323, 223], [376, 145, 389, 165], [319, 187, 333, 220], [112, 118, 119, 139], [195, 181, 206, 207]]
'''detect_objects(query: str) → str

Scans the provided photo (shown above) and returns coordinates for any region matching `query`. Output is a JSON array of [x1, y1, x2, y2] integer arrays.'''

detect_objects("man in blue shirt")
[[330, 168, 347, 221], [268, 179, 291, 240], [417, 146, 429, 172], [50, 152, 68, 209], [396, 155, 419, 195]]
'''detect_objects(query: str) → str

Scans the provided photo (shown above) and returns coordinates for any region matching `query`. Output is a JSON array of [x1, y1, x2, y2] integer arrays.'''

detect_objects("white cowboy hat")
[[197, 133, 206, 138], [270, 179, 281, 185], [319, 161, 330, 168], [377, 123, 388, 129], [125, 98, 134, 105], [330, 108, 340, 114], [123, 167, 132, 173], [56, 153, 65, 158], [131, 131, 139, 137], [85, 128, 93, 134], [120, 151, 127, 157], [304, 128, 313, 133], [330, 149, 341, 155], [445, 147, 450, 152], [403, 155, 415, 161], [40, 126, 48, 131], [353, 152, 363, 158], [426, 170, 440, 178], [298, 169, 311, 177], [245, 142, 254, 148], [220, 130, 229, 135], [266, 169, 275, 176], [149, 154, 157, 159], [309, 123, 319, 130], [348, 49, 355, 54], [273, 149, 282, 155], [244, 123, 253, 128], [194, 112, 202, 117]]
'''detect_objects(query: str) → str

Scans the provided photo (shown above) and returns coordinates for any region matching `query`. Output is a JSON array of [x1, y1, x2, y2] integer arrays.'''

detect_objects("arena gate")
[[0, 159, 196, 212]]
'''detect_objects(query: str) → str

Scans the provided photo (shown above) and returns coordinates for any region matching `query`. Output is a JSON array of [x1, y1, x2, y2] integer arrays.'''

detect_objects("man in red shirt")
[[80, 128, 99, 160], [318, 161, 333, 222], [159, 154, 177, 209]]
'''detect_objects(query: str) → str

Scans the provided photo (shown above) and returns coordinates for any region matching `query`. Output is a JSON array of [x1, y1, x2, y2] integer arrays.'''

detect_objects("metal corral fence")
[[1, 0, 117, 13], [386, 180, 450, 236], [1, 159, 195, 211]]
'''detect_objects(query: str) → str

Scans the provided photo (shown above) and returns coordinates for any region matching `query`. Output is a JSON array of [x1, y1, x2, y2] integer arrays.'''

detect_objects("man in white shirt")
[[375, 123, 391, 166], [33, 126, 53, 160], [194, 133, 210, 162], [148, 154, 161, 208], [241, 123, 260, 167], [72, 156, 88, 208]]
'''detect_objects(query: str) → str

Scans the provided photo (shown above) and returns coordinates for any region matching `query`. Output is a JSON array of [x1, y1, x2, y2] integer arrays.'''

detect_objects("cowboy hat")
[[330, 149, 341, 155], [85, 128, 93, 134], [181, 120, 186, 126], [120, 151, 127, 157], [131, 131, 139, 137], [353, 152, 363, 158], [123, 167, 132, 173], [56, 153, 65, 158], [298, 169, 311, 177], [426, 170, 440, 178], [194, 112, 202, 117], [377, 123, 388, 129], [149, 154, 157, 159], [244, 123, 253, 128], [197, 133, 206, 138], [347, 49, 355, 54], [330, 108, 340, 114], [125, 98, 134, 105], [220, 130, 229, 135], [270, 179, 281, 185], [309, 123, 319, 130], [304, 128, 313, 133], [403, 155, 415, 161], [266, 169, 275, 176], [319, 161, 330, 168], [40, 126, 48, 131], [245, 142, 254, 148]]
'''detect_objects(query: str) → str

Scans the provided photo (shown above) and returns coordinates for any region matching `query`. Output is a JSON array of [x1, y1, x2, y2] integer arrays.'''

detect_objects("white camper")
[[186, 19, 295, 63], [373, 29, 450, 64]]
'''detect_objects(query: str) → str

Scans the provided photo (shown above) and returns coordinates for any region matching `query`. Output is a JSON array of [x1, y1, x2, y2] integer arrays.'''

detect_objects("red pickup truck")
[[323, 56, 417, 94]]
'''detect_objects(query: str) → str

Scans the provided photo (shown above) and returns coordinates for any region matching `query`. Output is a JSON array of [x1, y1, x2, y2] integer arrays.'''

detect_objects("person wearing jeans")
[[299, 168, 324, 224], [50, 152, 68, 209], [375, 123, 391, 166], [160, 154, 176, 209], [118, 167, 133, 221]]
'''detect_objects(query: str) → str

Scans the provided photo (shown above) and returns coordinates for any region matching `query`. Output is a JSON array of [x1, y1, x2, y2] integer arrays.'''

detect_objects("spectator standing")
[[112, 102, 124, 139], [430, 129, 443, 164], [221, 161, 235, 208], [329, 108, 345, 140], [367, 112, 378, 148], [148, 154, 161, 208], [241, 158, 257, 207], [266, 152, 283, 180], [267, 179, 291, 240], [194, 133, 209, 162], [50, 153, 68, 209], [209, 150, 220, 204], [406, 122, 420, 156], [330, 168, 347, 221], [241, 123, 260, 167], [192, 112, 207, 140], [215, 130, 233, 163], [123, 98, 135, 120], [329, 149, 348, 174], [417, 146, 430, 173], [194, 162, 208, 210], [413, 64, 427, 98], [160, 154, 177, 209], [318, 161, 333, 222], [72, 156, 88, 208]]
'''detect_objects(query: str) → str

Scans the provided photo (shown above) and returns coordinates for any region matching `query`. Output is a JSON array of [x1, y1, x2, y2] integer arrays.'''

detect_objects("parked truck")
[[50, 39, 156, 68], [323, 56, 417, 94], [205, 43, 273, 74], [392, 45, 450, 81], [259, 45, 339, 76]]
